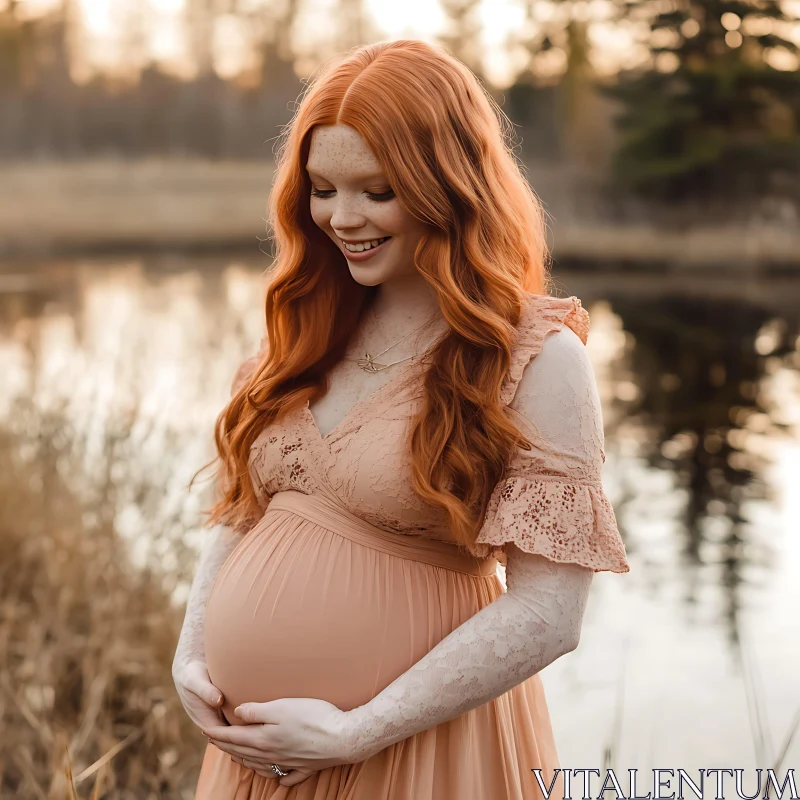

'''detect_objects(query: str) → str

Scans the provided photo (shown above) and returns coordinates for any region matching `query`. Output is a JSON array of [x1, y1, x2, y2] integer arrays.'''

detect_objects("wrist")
[[172, 648, 205, 675], [339, 702, 384, 764]]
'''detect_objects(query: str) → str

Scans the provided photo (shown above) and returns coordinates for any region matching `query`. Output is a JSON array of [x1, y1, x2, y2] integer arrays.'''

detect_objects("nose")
[[329, 195, 366, 231]]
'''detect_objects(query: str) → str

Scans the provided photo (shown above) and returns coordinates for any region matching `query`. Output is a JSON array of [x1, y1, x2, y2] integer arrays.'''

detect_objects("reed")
[[737, 613, 800, 792], [0, 403, 204, 798], [772, 705, 800, 773], [601, 633, 630, 773]]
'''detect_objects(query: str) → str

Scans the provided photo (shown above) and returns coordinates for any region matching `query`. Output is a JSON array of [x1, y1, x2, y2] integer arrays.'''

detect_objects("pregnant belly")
[[204, 507, 497, 726]]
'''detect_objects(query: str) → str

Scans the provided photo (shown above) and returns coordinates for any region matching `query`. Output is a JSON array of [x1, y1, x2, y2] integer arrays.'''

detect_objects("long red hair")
[[204, 39, 551, 547]]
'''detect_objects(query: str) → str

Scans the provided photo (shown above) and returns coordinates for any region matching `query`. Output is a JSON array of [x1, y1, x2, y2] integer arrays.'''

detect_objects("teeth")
[[344, 236, 389, 252]]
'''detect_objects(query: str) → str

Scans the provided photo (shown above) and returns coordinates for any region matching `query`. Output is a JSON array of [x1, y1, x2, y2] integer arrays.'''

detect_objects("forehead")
[[306, 124, 386, 179]]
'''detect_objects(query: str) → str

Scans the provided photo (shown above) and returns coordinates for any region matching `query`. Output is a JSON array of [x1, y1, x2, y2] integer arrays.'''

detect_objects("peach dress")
[[196, 293, 630, 800]]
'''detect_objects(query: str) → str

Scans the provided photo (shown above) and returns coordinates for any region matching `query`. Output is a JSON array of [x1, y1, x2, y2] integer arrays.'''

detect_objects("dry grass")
[[0, 403, 205, 799]]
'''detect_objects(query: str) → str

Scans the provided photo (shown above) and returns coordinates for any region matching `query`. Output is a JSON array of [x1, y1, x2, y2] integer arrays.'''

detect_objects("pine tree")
[[603, 0, 800, 203]]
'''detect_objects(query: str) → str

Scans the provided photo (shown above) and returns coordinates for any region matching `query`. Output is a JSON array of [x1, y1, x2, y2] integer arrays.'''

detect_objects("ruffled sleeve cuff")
[[469, 475, 630, 573]]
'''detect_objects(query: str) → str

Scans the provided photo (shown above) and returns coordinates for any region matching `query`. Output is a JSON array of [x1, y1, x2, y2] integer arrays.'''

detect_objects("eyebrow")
[[306, 166, 388, 181]]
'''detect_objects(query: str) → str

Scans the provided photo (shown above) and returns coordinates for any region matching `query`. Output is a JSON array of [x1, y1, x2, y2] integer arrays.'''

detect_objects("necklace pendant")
[[357, 354, 382, 373]]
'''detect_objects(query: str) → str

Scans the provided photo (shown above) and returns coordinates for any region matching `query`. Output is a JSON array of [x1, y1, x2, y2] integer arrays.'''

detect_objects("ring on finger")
[[248, 760, 285, 777]]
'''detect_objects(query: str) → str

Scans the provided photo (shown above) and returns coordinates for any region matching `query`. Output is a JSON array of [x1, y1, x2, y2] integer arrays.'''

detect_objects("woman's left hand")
[[201, 697, 372, 787]]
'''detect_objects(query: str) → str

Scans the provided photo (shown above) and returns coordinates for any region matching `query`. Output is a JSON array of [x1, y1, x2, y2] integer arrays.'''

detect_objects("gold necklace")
[[349, 318, 430, 373]]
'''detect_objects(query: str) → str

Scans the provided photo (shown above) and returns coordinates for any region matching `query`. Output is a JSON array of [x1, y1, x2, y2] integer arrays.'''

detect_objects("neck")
[[370, 273, 444, 334], [353, 273, 447, 363]]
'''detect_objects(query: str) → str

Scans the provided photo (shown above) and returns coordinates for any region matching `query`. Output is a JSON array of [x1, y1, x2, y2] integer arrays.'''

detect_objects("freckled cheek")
[[309, 202, 328, 230], [374, 207, 410, 237], [308, 199, 406, 240]]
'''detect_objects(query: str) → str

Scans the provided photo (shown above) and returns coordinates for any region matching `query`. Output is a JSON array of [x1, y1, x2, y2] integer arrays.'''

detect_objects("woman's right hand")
[[173, 658, 226, 730]]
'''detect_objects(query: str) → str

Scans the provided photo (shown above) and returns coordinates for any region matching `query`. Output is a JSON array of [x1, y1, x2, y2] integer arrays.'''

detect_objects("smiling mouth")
[[341, 236, 391, 253]]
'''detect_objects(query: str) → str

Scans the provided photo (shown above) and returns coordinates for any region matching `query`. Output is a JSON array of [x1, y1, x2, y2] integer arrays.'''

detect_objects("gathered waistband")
[[266, 490, 498, 578]]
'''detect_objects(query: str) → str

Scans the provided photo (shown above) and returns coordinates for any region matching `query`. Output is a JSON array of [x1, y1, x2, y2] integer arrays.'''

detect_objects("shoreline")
[[1, 159, 798, 270]]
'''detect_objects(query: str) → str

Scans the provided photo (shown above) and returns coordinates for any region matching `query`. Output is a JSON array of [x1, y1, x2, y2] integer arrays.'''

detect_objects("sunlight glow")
[[26, 0, 800, 86], [367, 0, 447, 39], [212, 14, 255, 79], [148, 0, 183, 11], [78, 0, 115, 37], [149, 14, 189, 69], [478, 0, 527, 87]]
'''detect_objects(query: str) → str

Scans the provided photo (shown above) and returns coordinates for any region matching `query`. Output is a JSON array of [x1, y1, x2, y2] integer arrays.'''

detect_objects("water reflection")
[[545, 285, 800, 772], [0, 258, 271, 582], [0, 256, 798, 772], [611, 296, 798, 642]]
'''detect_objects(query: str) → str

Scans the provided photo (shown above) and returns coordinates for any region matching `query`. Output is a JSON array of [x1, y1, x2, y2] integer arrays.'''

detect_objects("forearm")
[[180, 336, 265, 661], [342, 552, 592, 760], [173, 523, 244, 668]]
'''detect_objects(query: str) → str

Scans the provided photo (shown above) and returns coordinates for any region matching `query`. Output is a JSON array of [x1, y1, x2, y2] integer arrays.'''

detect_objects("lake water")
[[1, 255, 798, 782]]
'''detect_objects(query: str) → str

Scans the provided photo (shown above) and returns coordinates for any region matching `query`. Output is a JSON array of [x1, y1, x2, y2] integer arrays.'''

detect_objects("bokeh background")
[[1, 0, 799, 797]]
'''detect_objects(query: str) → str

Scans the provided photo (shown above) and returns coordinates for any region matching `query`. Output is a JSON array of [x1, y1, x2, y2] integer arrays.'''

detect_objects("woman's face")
[[306, 124, 428, 287]]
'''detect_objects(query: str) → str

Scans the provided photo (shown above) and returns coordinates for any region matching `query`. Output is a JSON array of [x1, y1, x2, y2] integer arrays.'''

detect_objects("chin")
[[347, 265, 393, 287]]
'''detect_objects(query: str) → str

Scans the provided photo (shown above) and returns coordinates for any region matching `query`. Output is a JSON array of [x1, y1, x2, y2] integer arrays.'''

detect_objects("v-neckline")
[[304, 356, 420, 444]]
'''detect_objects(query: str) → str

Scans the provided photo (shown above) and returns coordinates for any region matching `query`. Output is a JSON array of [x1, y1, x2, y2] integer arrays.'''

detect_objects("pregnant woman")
[[173, 39, 630, 799]]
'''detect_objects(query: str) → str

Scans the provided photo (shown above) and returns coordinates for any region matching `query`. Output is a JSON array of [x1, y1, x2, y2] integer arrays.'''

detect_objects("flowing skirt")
[[195, 490, 563, 800]]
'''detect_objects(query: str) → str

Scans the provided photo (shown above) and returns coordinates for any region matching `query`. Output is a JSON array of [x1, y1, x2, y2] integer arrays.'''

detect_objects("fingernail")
[[212, 693, 222, 705]]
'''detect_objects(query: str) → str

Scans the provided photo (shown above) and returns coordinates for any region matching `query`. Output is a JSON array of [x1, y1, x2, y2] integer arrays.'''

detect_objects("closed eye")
[[310, 189, 395, 202]]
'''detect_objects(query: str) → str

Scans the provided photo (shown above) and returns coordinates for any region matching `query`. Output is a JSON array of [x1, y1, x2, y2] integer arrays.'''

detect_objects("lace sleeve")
[[473, 325, 629, 573], [341, 542, 593, 761], [174, 524, 244, 669]]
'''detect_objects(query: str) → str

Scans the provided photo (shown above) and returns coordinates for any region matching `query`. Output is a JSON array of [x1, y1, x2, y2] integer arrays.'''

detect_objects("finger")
[[185, 674, 224, 708], [280, 771, 313, 787], [255, 767, 282, 780], [202, 724, 261, 747], [234, 701, 280, 723], [211, 740, 288, 770], [210, 739, 280, 762], [231, 755, 285, 781], [243, 758, 275, 773], [257, 766, 289, 780], [212, 742, 276, 767], [192, 705, 226, 730]]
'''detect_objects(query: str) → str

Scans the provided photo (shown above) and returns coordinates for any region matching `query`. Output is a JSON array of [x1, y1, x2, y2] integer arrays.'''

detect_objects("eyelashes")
[[310, 189, 395, 202]]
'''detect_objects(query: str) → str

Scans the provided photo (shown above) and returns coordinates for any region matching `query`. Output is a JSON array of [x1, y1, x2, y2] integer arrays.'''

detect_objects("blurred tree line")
[[0, 0, 798, 205], [604, 0, 800, 201]]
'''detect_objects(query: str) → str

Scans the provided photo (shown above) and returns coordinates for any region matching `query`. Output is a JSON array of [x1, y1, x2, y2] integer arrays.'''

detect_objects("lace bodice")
[[235, 293, 629, 575]]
